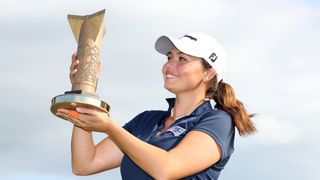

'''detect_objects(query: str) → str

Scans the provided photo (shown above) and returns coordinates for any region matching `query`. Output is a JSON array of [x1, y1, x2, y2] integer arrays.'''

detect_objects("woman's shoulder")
[[202, 108, 232, 123], [137, 110, 168, 119], [193, 108, 235, 136], [123, 110, 168, 135], [125, 110, 168, 127]]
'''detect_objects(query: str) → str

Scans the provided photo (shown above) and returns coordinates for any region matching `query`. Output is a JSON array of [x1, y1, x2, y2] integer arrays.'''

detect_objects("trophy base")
[[50, 90, 110, 118]]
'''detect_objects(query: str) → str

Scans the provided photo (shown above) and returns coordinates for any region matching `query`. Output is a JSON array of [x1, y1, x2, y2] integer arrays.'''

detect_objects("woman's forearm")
[[71, 126, 96, 175], [106, 120, 175, 179]]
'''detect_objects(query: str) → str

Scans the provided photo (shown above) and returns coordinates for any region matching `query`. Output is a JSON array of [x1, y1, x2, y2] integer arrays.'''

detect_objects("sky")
[[0, 0, 319, 179]]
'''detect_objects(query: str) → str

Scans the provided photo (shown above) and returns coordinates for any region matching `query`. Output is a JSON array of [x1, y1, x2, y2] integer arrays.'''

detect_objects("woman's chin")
[[164, 84, 177, 94]]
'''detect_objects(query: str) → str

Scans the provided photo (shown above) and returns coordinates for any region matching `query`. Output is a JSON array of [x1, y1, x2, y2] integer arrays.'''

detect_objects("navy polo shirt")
[[121, 98, 235, 180]]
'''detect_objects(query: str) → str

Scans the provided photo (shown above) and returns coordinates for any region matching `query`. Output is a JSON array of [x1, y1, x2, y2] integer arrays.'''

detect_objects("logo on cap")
[[183, 35, 197, 41], [209, 52, 218, 63]]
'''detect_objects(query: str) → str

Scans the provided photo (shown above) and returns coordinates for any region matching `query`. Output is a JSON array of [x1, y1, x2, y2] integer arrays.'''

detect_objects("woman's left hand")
[[56, 107, 111, 133]]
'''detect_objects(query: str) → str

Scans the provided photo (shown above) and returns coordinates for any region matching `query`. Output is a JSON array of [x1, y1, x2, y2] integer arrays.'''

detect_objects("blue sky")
[[0, 0, 319, 179]]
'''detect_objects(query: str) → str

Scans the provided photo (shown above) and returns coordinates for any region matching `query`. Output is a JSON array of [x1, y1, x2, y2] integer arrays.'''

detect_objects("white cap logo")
[[209, 52, 218, 63], [183, 35, 197, 41]]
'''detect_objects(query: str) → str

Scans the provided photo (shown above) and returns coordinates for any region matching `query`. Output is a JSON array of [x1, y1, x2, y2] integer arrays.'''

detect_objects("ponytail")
[[202, 60, 256, 136]]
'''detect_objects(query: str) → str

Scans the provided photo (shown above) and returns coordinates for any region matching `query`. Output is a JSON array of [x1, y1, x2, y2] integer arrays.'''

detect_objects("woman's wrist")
[[103, 116, 117, 134]]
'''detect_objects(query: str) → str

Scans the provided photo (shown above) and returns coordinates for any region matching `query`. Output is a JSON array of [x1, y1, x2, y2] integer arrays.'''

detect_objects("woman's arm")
[[107, 120, 221, 179], [71, 127, 124, 175], [61, 52, 123, 175], [60, 107, 222, 179], [57, 111, 124, 176]]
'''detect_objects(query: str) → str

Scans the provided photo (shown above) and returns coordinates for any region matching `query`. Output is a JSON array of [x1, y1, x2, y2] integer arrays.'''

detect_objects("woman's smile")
[[164, 72, 180, 81]]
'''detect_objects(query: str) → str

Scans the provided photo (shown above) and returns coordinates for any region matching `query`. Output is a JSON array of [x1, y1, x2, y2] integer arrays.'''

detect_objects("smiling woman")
[[162, 48, 208, 95], [56, 32, 256, 180]]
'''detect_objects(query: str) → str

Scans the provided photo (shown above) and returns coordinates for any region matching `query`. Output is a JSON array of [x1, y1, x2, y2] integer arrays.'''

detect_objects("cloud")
[[0, 0, 108, 21], [248, 116, 302, 145], [1, 171, 75, 180]]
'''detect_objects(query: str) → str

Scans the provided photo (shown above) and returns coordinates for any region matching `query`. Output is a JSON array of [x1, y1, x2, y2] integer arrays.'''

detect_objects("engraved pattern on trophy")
[[73, 43, 100, 90]]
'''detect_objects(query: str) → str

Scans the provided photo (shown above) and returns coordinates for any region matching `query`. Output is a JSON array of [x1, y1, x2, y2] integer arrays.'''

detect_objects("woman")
[[56, 32, 256, 179]]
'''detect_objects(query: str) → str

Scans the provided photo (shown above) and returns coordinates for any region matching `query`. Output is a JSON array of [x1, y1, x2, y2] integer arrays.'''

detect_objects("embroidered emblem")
[[209, 52, 218, 63], [167, 126, 186, 137]]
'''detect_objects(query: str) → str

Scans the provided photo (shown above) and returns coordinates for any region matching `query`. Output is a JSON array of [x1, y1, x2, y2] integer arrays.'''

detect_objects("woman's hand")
[[69, 52, 102, 84], [56, 107, 111, 133], [69, 52, 79, 83]]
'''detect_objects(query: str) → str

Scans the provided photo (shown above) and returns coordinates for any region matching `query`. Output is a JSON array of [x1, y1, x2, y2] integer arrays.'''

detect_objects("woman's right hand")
[[69, 52, 102, 84], [69, 52, 80, 83]]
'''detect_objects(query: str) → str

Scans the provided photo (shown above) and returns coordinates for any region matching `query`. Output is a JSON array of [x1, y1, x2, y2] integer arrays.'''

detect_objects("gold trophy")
[[50, 9, 110, 118]]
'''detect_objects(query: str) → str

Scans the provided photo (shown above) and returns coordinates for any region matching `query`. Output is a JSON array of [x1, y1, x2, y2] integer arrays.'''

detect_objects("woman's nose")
[[165, 61, 174, 69], [166, 58, 177, 67]]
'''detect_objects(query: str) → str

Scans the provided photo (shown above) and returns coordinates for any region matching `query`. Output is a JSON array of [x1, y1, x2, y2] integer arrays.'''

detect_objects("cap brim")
[[155, 35, 201, 57], [155, 36, 175, 55]]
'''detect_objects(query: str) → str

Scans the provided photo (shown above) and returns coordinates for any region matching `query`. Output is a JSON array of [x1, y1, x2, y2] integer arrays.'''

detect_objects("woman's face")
[[162, 47, 207, 95]]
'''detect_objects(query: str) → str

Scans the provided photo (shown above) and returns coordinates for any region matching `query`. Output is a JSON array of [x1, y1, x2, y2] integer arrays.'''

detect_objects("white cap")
[[155, 32, 226, 82]]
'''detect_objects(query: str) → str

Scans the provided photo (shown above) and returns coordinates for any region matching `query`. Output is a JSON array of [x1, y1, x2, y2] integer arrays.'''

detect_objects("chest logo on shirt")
[[167, 126, 186, 137]]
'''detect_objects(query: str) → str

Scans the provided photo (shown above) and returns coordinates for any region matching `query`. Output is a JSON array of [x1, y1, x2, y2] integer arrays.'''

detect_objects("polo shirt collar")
[[165, 98, 213, 116]]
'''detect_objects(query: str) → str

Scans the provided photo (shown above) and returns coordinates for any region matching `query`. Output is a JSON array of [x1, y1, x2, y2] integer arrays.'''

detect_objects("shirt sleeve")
[[191, 110, 235, 160], [122, 111, 144, 134], [122, 111, 149, 134]]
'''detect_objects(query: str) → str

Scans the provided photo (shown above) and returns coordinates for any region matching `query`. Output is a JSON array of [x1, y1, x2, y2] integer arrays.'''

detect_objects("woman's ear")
[[203, 68, 216, 82]]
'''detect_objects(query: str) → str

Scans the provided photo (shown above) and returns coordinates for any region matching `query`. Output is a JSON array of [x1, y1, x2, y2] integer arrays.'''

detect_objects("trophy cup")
[[50, 9, 110, 118]]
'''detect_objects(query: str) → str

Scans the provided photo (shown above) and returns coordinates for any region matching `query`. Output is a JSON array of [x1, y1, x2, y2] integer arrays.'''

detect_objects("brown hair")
[[202, 60, 256, 136]]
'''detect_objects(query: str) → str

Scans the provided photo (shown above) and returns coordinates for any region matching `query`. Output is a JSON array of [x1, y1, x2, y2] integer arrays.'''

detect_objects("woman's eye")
[[166, 56, 187, 62], [179, 57, 187, 62]]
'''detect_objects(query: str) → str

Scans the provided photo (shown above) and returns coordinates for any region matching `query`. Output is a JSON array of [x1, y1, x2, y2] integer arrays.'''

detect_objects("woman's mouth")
[[165, 74, 178, 79]]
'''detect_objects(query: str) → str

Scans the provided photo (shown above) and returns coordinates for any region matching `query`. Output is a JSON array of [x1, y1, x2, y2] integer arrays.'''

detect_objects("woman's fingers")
[[56, 109, 84, 127], [70, 52, 102, 81], [69, 52, 79, 83], [57, 108, 69, 114], [56, 109, 74, 121], [69, 62, 78, 82], [56, 108, 110, 132], [71, 52, 78, 62], [76, 107, 98, 116], [70, 60, 79, 71], [57, 108, 96, 120], [69, 63, 79, 83]]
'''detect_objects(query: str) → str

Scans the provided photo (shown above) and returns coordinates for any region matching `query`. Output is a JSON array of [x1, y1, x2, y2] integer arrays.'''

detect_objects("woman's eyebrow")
[[167, 51, 189, 57], [178, 52, 190, 57]]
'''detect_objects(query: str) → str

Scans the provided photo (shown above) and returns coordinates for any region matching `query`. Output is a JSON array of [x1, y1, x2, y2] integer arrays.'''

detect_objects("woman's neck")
[[173, 92, 206, 119]]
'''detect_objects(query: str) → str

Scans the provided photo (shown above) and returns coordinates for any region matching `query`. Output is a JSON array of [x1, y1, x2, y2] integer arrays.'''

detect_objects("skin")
[[56, 48, 221, 179]]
